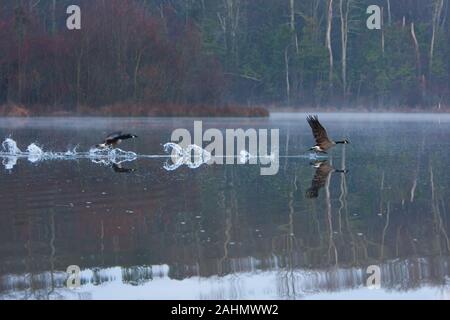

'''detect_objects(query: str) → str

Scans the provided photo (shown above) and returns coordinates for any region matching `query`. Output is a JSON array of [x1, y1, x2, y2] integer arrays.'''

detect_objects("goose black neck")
[[335, 140, 347, 144]]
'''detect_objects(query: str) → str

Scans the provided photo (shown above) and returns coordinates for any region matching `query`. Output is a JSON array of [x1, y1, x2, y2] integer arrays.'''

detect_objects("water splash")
[[89, 147, 137, 161], [163, 143, 186, 171], [163, 143, 184, 158], [64, 145, 79, 157], [239, 150, 252, 164], [26, 143, 44, 163], [239, 150, 278, 164], [308, 152, 330, 160], [2, 156, 17, 171], [1, 138, 22, 154], [163, 143, 211, 171], [185, 145, 211, 169], [1, 138, 139, 170], [26, 143, 43, 155]]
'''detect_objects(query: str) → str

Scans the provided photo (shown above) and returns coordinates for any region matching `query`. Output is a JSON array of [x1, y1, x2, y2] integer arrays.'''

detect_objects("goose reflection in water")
[[306, 160, 348, 199], [111, 162, 136, 173]]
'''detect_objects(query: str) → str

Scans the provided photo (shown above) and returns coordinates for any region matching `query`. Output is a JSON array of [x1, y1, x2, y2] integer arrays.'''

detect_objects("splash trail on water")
[[1, 138, 322, 171], [0, 138, 139, 170], [163, 143, 212, 170]]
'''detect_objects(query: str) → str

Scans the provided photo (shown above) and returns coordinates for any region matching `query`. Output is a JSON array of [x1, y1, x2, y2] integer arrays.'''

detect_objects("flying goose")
[[306, 161, 347, 199], [307, 115, 349, 154], [96, 132, 138, 149]]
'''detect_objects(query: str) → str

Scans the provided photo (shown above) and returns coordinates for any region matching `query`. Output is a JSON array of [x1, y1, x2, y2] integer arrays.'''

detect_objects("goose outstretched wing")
[[307, 115, 331, 146], [105, 132, 123, 143]]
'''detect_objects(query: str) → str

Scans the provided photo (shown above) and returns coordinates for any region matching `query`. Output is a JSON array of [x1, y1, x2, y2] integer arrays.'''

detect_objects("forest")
[[0, 0, 449, 116]]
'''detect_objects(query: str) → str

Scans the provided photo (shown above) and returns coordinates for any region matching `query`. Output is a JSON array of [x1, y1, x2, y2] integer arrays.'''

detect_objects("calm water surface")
[[0, 113, 449, 300]]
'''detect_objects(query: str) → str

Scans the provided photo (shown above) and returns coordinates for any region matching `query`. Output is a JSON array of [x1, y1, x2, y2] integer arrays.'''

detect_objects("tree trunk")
[[326, 0, 334, 91], [52, 0, 56, 35], [15, 6, 26, 104], [289, 0, 299, 54], [76, 48, 83, 108], [410, 23, 421, 77], [340, 0, 350, 98], [312, 0, 321, 43], [430, 0, 444, 76], [285, 47, 290, 106], [381, 7, 385, 55], [134, 50, 142, 103], [411, 23, 425, 100], [386, 0, 392, 25], [218, 0, 241, 69]]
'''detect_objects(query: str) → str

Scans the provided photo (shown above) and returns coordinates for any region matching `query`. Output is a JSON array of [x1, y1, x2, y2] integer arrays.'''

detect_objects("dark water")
[[0, 113, 449, 300]]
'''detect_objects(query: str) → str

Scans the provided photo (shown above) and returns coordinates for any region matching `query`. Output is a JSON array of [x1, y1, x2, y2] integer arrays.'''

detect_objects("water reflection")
[[0, 115, 449, 299], [305, 160, 348, 199], [111, 163, 137, 174], [1, 257, 449, 300]]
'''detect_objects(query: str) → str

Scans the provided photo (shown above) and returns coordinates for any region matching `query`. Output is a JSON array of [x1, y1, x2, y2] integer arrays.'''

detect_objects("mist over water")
[[0, 114, 449, 300]]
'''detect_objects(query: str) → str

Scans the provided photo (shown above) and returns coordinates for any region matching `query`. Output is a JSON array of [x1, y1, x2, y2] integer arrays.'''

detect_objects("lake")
[[0, 113, 449, 300]]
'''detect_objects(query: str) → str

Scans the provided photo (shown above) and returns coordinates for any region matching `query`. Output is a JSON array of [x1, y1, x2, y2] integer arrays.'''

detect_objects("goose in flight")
[[306, 161, 347, 199], [307, 115, 349, 154], [96, 132, 138, 149]]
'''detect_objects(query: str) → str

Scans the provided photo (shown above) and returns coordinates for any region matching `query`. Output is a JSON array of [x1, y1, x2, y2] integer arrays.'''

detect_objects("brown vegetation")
[[0, 103, 269, 118], [0, 104, 31, 117]]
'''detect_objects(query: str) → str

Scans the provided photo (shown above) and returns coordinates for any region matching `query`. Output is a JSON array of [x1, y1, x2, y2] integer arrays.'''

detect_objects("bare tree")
[[381, 7, 385, 55], [76, 47, 83, 107], [312, 0, 322, 43], [410, 22, 426, 99], [217, 0, 241, 68], [289, 0, 299, 54], [410, 23, 422, 78], [339, 0, 351, 97], [326, 0, 334, 90], [285, 46, 291, 106], [14, 5, 27, 104], [52, 0, 56, 35], [430, 0, 445, 76], [386, 0, 392, 25]]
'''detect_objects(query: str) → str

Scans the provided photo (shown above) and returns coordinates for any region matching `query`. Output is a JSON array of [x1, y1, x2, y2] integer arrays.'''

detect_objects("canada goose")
[[306, 161, 347, 199], [307, 115, 349, 154], [96, 132, 138, 149]]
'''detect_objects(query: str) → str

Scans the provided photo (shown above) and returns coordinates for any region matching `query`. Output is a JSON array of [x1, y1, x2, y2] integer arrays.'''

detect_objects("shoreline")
[[269, 106, 450, 114], [0, 104, 270, 118], [1, 104, 449, 118]]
